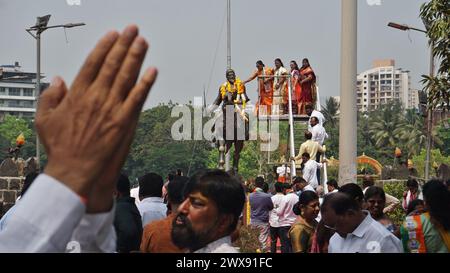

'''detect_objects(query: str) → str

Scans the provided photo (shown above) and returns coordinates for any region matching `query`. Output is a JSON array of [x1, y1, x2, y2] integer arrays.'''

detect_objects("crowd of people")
[[0, 25, 448, 254], [248, 175, 450, 253]]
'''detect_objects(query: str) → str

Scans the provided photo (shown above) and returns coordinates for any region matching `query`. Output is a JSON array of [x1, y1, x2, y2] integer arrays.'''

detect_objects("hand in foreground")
[[36, 25, 157, 207]]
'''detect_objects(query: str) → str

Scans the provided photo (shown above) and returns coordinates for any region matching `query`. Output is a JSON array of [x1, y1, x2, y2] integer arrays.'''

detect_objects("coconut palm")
[[321, 97, 339, 128]]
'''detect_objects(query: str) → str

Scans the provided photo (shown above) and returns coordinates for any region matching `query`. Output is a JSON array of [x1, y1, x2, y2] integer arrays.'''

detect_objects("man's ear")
[[217, 214, 235, 235]]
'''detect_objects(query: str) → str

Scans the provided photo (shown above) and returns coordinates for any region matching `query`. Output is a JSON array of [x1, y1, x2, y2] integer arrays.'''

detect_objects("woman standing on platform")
[[299, 58, 316, 115], [290, 60, 302, 115], [243, 60, 274, 116]]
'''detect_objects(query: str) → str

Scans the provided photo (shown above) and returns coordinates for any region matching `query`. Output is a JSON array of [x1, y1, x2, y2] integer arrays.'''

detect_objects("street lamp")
[[26, 15, 85, 170], [388, 21, 434, 181]]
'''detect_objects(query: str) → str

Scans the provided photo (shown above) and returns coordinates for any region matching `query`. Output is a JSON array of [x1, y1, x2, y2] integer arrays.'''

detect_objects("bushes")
[[383, 181, 406, 227]]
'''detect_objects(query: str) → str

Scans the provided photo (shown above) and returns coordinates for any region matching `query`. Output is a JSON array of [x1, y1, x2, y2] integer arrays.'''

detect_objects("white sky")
[[0, 0, 430, 109]]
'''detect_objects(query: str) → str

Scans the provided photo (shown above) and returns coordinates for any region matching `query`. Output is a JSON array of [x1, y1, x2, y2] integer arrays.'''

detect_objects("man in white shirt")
[[309, 116, 328, 146], [276, 164, 290, 183], [0, 25, 158, 252], [269, 182, 285, 253], [321, 193, 403, 253], [301, 153, 323, 189], [137, 173, 167, 227], [171, 170, 245, 253], [276, 180, 301, 253], [305, 104, 325, 129]]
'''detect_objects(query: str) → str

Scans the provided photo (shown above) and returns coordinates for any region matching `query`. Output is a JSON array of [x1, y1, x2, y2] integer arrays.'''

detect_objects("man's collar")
[[194, 236, 233, 253], [141, 197, 164, 203], [351, 211, 372, 238]]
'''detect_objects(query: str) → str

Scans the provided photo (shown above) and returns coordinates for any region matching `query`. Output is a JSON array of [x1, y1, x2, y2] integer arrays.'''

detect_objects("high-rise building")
[[356, 59, 414, 111], [0, 62, 48, 120]]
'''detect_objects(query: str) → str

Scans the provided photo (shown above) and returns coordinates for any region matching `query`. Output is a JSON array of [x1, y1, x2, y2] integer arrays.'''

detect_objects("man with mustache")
[[171, 170, 245, 253]]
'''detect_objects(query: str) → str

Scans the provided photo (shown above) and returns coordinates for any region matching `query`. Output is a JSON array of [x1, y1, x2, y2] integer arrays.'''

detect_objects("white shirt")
[[308, 110, 325, 129], [269, 193, 285, 228], [328, 212, 403, 253], [309, 124, 328, 145], [0, 174, 115, 253], [130, 187, 140, 207], [137, 197, 167, 227], [194, 236, 238, 253], [276, 192, 299, 227], [302, 160, 323, 189], [302, 184, 316, 193]]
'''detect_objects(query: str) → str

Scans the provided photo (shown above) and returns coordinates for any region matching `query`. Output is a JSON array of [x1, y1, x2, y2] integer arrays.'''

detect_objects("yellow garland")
[[220, 78, 245, 99]]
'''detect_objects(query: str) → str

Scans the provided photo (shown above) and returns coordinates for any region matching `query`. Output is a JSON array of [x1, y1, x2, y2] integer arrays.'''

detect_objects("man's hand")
[[36, 25, 158, 205]]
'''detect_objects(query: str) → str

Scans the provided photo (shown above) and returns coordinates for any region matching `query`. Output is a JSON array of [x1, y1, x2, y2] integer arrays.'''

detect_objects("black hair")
[[301, 152, 310, 159], [338, 183, 364, 205], [290, 60, 299, 70], [327, 179, 339, 190], [406, 199, 425, 215], [262, 182, 269, 193], [362, 175, 375, 189], [255, 176, 265, 188], [274, 182, 284, 193], [293, 191, 319, 215], [256, 60, 265, 67], [304, 131, 312, 140], [20, 172, 39, 197], [168, 172, 176, 182], [305, 104, 313, 110], [116, 173, 131, 196], [139, 172, 164, 198], [176, 169, 183, 176], [293, 176, 307, 185], [406, 179, 419, 189], [275, 58, 284, 67], [321, 192, 360, 215], [168, 176, 189, 205], [183, 169, 245, 232], [422, 180, 450, 230], [302, 58, 310, 66], [364, 186, 386, 201]]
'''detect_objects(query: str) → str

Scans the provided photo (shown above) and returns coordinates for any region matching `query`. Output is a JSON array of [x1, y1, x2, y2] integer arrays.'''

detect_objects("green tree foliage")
[[123, 103, 213, 183], [420, 0, 450, 109], [412, 148, 450, 178], [0, 115, 36, 160], [436, 118, 450, 156]]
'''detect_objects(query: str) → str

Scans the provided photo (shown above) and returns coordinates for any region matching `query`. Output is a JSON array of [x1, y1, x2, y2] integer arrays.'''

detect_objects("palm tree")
[[368, 101, 403, 157], [321, 97, 339, 128]]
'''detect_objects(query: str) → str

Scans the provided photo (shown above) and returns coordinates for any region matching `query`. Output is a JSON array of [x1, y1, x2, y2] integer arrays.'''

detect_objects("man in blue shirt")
[[249, 177, 274, 252]]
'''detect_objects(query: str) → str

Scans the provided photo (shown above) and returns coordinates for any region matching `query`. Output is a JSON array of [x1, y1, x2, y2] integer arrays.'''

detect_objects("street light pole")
[[387, 22, 434, 181], [339, 0, 358, 186], [26, 15, 85, 170]]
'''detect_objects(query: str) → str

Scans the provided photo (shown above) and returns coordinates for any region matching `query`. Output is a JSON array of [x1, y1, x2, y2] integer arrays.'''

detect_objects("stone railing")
[[0, 177, 24, 218]]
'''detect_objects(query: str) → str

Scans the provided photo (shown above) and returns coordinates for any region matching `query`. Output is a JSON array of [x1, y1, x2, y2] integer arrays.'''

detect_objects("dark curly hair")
[[422, 180, 450, 231]]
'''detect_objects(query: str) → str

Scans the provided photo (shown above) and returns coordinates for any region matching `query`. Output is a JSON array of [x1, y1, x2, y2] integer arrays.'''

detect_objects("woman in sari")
[[299, 58, 316, 115], [400, 180, 450, 253], [289, 191, 320, 253], [243, 60, 274, 116], [290, 60, 302, 115]]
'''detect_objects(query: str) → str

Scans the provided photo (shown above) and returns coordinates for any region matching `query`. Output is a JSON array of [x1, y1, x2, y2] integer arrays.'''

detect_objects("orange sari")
[[257, 68, 274, 115]]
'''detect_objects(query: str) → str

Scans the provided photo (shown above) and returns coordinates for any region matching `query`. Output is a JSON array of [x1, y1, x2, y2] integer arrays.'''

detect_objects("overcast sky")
[[0, 0, 430, 109]]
